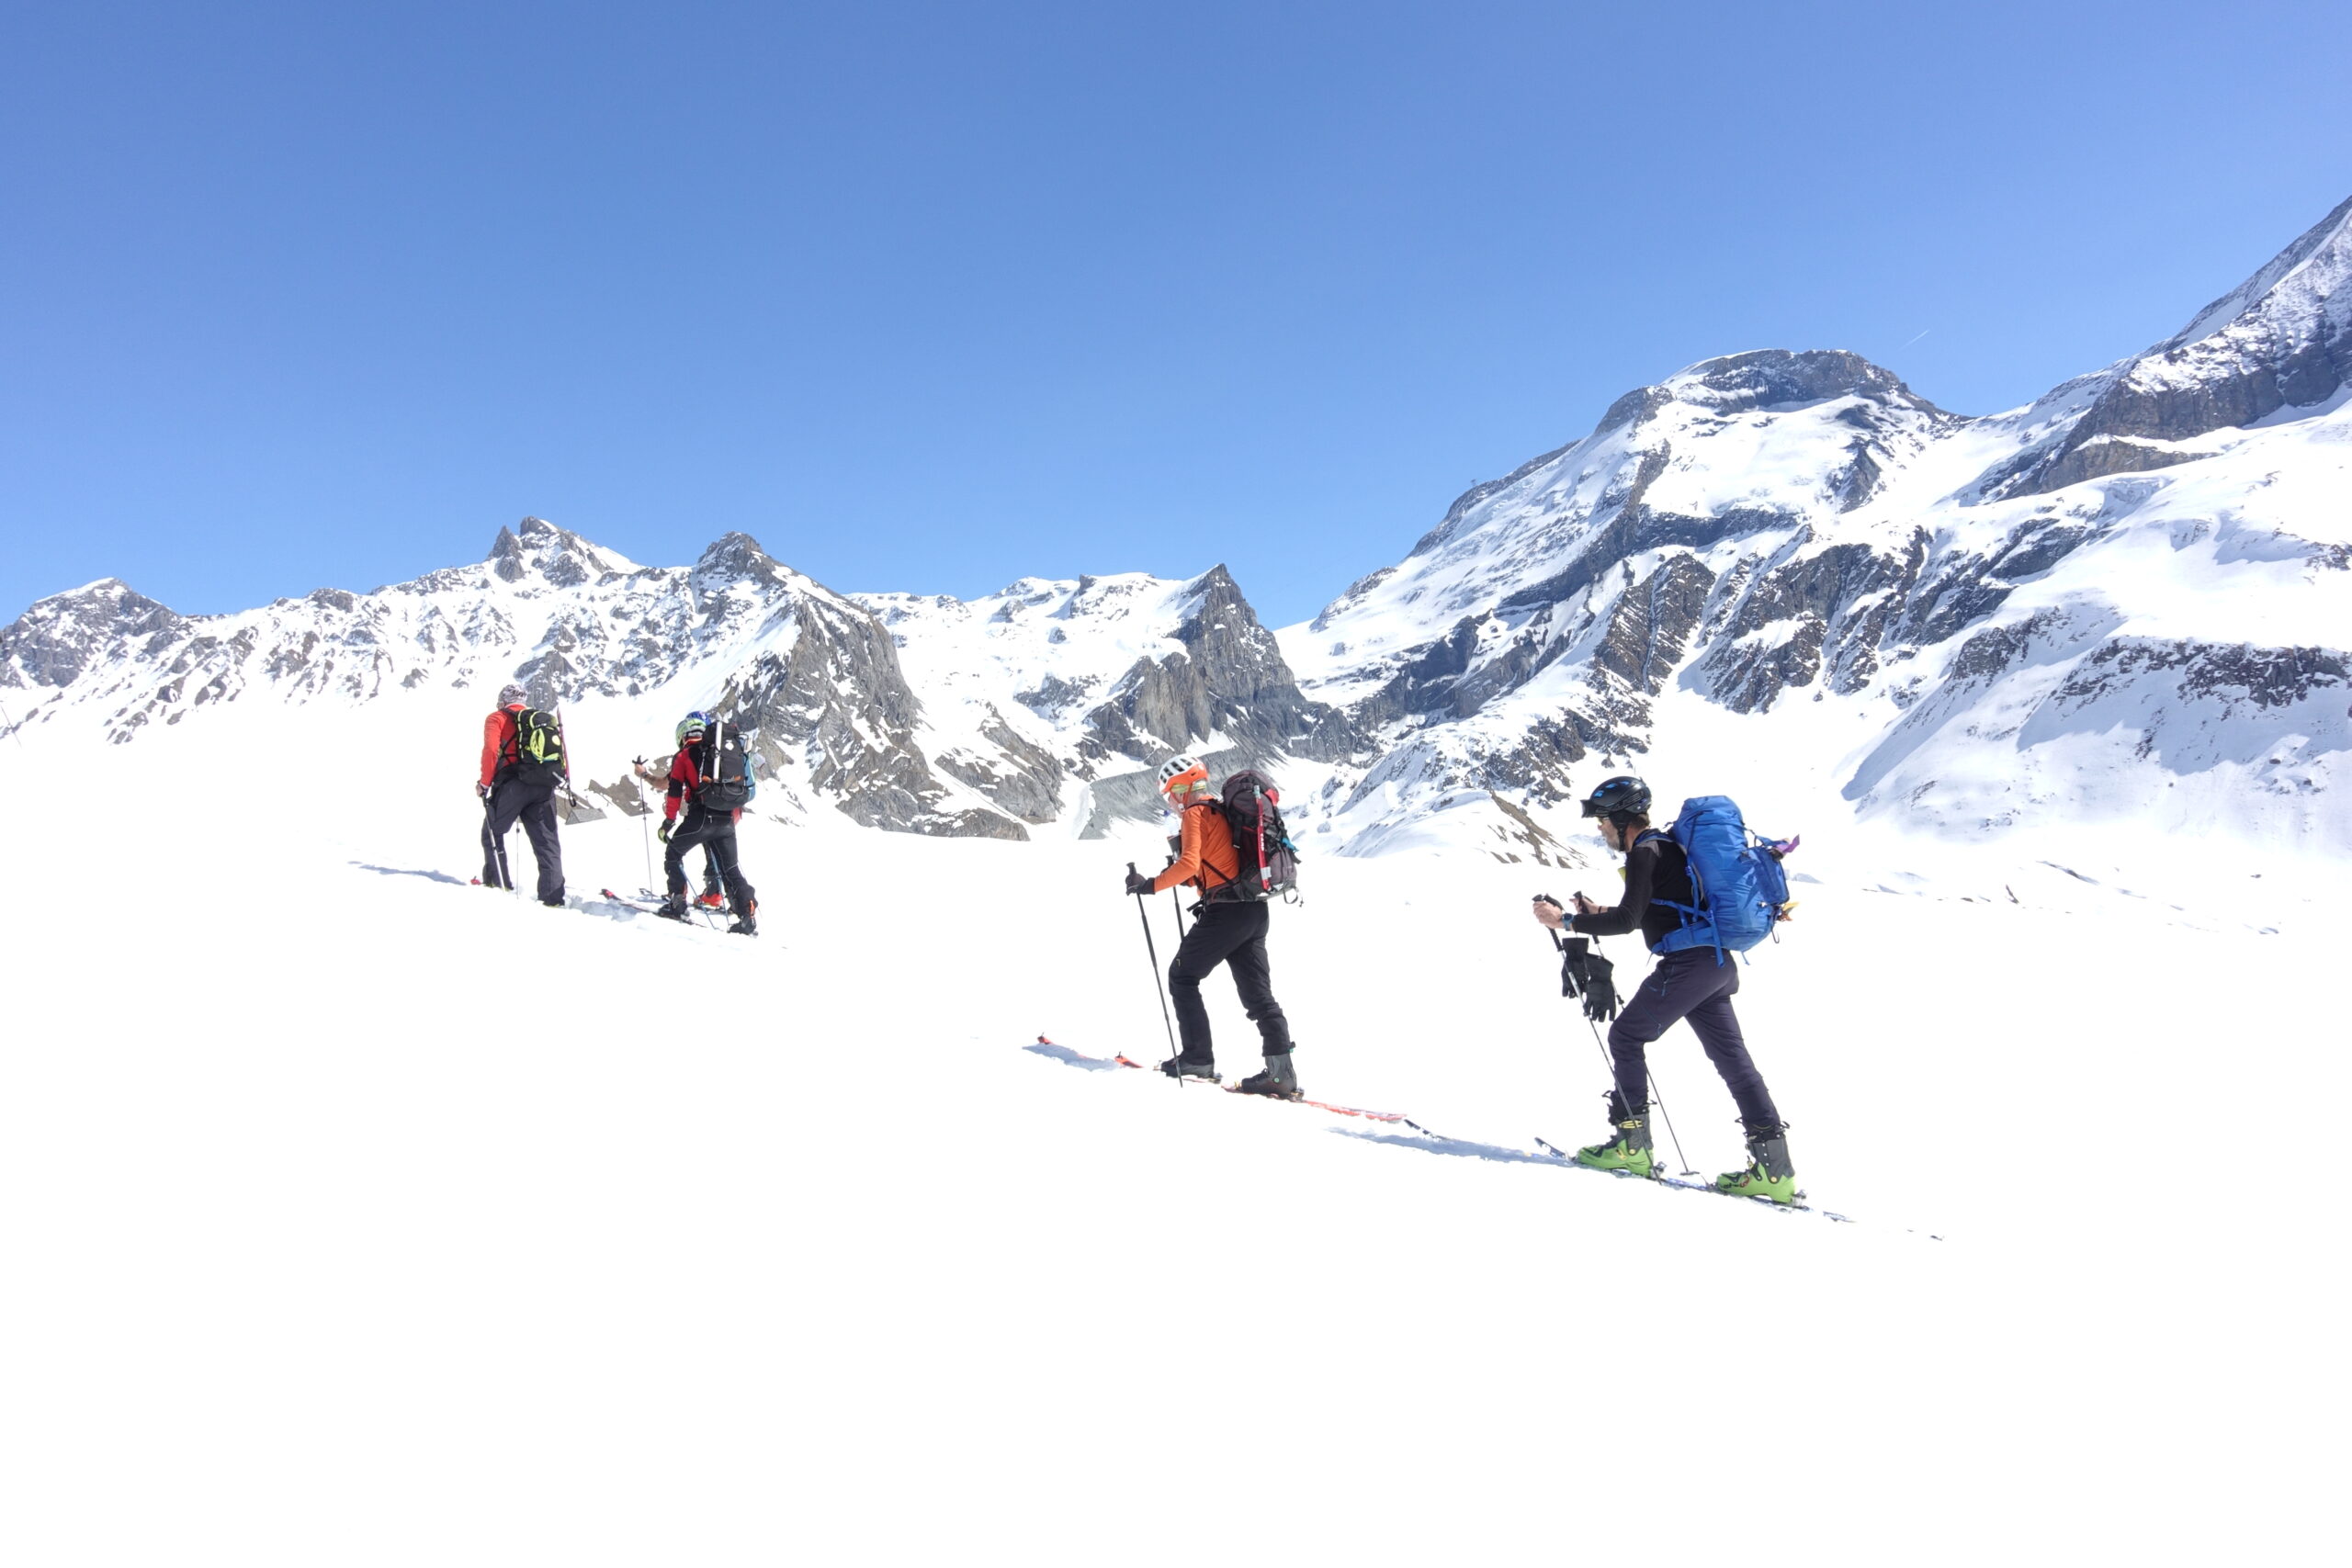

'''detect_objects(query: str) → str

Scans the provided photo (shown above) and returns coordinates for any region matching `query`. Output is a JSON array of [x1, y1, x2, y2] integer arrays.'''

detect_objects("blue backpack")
[[1651, 795, 1792, 963]]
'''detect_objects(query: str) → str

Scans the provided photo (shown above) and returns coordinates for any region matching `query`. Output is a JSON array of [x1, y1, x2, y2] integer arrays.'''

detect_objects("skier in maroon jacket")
[[656, 711, 758, 936]]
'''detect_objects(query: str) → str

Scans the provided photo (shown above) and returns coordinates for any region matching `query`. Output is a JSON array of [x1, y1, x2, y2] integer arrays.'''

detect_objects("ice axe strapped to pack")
[[693, 718, 756, 810], [1216, 769, 1300, 902]]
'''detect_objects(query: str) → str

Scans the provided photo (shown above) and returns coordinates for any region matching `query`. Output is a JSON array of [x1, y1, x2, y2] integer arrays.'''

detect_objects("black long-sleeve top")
[[1570, 831, 1694, 952]]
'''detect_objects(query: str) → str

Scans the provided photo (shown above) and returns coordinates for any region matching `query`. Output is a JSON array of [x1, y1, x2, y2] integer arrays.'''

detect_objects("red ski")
[[1223, 1087, 1410, 1123], [1030, 1035, 1148, 1071]]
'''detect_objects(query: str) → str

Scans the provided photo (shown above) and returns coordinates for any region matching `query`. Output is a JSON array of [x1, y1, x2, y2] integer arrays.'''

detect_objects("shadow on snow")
[[1331, 1126, 1565, 1168], [350, 862, 469, 886], [1023, 1042, 1129, 1073]]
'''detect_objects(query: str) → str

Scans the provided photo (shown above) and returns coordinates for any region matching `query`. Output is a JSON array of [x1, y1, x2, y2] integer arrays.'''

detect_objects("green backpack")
[[509, 708, 567, 782]]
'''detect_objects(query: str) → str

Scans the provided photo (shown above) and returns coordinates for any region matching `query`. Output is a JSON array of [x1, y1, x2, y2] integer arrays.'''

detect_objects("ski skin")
[[1532, 1136, 1853, 1223]]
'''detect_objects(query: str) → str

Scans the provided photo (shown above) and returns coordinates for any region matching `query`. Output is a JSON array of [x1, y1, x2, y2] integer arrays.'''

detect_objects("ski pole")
[[1539, 896, 1692, 1175], [1131, 862, 1180, 1062], [1580, 1009, 1693, 1176], [484, 793, 516, 896], [633, 755, 656, 886], [1168, 884, 1187, 943]]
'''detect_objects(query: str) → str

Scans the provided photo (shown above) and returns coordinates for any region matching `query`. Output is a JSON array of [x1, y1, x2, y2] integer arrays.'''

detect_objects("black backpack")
[[508, 707, 567, 783], [1218, 770, 1300, 901], [695, 719, 754, 810]]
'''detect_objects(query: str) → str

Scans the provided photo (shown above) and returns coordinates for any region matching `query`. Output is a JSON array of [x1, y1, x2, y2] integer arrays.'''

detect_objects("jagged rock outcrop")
[[1076, 566, 1364, 770], [862, 566, 1367, 836]]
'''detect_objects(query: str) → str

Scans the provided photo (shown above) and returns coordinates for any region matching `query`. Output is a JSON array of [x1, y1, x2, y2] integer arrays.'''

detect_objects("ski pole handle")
[[1533, 891, 1566, 951]]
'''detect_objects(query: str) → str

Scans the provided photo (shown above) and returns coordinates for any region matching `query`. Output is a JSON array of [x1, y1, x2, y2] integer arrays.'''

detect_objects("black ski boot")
[[1235, 1052, 1300, 1100], [1714, 1120, 1796, 1203], [729, 900, 758, 937], [654, 894, 690, 923], [1159, 1055, 1217, 1082]]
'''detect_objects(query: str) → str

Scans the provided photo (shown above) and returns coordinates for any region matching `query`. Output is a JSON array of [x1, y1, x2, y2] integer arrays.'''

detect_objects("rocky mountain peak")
[[486, 516, 634, 588], [2, 578, 186, 689], [1668, 348, 1943, 418], [692, 531, 794, 594], [1997, 192, 2352, 496]]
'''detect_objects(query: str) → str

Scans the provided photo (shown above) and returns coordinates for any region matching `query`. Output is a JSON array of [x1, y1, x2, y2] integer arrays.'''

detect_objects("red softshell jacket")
[[479, 705, 524, 789], [664, 744, 742, 824]]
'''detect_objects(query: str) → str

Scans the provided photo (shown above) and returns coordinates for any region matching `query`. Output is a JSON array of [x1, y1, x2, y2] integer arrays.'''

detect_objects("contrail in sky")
[[1899, 328, 1932, 348]]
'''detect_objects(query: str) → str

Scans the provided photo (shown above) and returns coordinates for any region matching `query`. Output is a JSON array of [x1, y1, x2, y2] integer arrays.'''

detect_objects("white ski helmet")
[[1157, 754, 1209, 798]]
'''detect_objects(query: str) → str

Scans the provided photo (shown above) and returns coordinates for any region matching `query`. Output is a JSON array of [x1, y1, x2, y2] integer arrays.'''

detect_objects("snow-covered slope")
[[0, 737, 2338, 1564], [1286, 196, 2352, 858]]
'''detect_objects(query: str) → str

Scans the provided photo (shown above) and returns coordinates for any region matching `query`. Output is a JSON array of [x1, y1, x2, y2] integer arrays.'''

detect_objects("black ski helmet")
[[1579, 775, 1652, 820]]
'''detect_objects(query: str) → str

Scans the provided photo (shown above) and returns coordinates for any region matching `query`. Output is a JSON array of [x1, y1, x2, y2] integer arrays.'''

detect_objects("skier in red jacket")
[[477, 682, 566, 905]]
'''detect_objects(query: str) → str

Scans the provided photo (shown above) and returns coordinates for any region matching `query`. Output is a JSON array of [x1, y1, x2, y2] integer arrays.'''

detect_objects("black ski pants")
[[1606, 947, 1781, 1128], [482, 776, 564, 904], [1168, 901, 1291, 1064], [664, 808, 755, 913]]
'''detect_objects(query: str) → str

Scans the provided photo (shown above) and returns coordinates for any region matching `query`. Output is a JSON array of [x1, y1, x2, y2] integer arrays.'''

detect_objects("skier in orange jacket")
[[1123, 755, 1296, 1097]]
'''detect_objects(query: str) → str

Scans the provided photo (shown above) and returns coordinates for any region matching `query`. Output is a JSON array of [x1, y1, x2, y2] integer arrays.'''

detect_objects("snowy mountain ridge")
[[6, 194, 2348, 859], [1285, 195, 2352, 856]]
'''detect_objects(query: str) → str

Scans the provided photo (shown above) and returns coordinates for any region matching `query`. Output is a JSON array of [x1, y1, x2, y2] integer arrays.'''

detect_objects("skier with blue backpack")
[[1532, 774, 1799, 1202]]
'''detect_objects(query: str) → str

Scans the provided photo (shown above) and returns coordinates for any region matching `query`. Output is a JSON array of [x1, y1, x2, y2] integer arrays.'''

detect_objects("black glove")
[[1580, 951, 1620, 1023], [657, 818, 675, 845], [476, 782, 491, 800], [1125, 869, 1154, 896], [1558, 934, 1591, 998]]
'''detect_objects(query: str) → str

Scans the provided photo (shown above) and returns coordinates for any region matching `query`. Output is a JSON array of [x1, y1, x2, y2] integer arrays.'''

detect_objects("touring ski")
[[1221, 1086, 1413, 1124], [1029, 1035, 1148, 1071], [1532, 1136, 1853, 1222]]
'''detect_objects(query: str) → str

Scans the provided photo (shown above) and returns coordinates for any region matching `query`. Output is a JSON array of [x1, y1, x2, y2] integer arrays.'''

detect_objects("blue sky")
[[4, 0, 2348, 629]]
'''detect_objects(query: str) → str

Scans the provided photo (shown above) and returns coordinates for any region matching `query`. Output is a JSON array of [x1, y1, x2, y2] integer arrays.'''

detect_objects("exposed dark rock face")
[[686, 545, 1027, 840], [934, 705, 1067, 824], [1998, 194, 2352, 499], [2055, 639, 2346, 714], [1483, 791, 1586, 869], [1078, 566, 1364, 771]]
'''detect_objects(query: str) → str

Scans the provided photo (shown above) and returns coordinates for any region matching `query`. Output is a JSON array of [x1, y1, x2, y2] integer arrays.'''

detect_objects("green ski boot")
[[1574, 1105, 1656, 1179], [1714, 1122, 1796, 1204]]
